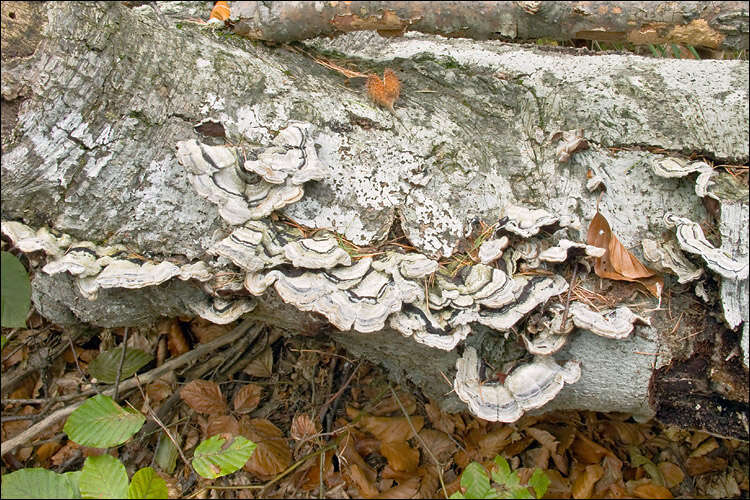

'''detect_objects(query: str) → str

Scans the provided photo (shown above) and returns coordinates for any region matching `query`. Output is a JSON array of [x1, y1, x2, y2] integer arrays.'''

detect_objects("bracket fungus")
[[454, 346, 580, 422], [569, 302, 650, 340], [175, 121, 328, 225], [642, 238, 703, 284]]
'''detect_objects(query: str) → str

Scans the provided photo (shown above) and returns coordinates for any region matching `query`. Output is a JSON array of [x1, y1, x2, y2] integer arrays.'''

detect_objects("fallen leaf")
[[240, 417, 290, 479], [180, 380, 227, 415], [424, 399, 455, 435], [206, 415, 239, 438], [233, 384, 262, 414], [299, 449, 335, 491], [572, 433, 615, 464], [544, 468, 573, 499], [355, 412, 423, 443], [244, 347, 273, 378], [417, 428, 456, 464], [35, 441, 62, 463], [370, 390, 416, 416], [689, 437, 718, 457], [145, 379, 172, 406], [165, 320, 189, 357], [290, 414, 319, 441], [378, 476, 420, 499], [189, 318, 231, 343], [416, 465, 440, 499], [685, 456, 727, 476], [633, 482, 673, 498], [381, 441, 419, 473], [344, 463, 380, 498], [208, 0, 230, 21], [527, 427, 559, 453], [587, 210, 663, 297], [657, 462, 685, 488], [572, 463, 604, 499]]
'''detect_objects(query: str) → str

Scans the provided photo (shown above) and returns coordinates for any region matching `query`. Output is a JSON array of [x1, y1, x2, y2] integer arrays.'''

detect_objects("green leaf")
[[1, 335, 7, 350], [628, 446, 664, 486], [505, 471, 521, 490], [1, 251, 31, 328], [63, 470, 82, 498], [510, 487, 534, 499], [647, 44, 660, 58], [127, 467, 168, 499], [88, 347, 153, 384], [528, 468, 550, 499], [670, 43, 682, 58], [1, 468, 76, 499], [79, 455, 129, 499], [687, 45, 701, 59], [64, 394, 145, 448], [449, 493, 466, 499], [491, 456, 511, 484], [192, 435, 256, 479], [154, 431, 180, 474], [460, 462, 493, 499]]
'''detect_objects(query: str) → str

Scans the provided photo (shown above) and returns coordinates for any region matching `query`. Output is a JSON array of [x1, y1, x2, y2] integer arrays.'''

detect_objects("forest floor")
[[1, 311, 748, 499]]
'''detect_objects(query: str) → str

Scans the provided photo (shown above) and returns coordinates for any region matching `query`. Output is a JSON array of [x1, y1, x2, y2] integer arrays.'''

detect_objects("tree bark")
[[230, 1, 750, 50], [1, 1, 748, 439]]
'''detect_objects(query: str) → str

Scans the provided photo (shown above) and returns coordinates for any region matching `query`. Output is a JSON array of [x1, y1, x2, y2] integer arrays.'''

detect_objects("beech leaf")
[[180, 380, 227, 415]]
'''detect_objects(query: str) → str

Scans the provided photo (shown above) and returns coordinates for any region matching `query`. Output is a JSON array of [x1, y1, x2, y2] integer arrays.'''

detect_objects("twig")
[[132, 374, 191, 468], [112, 327, 129, 403], [320, 361, 361, 419], [1, 318, 261, 456], [388, 384, 448, 498]]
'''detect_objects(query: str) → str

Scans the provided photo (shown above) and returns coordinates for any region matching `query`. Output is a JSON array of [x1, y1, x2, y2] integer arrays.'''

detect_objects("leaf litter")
[[1, 314, 748, 499]]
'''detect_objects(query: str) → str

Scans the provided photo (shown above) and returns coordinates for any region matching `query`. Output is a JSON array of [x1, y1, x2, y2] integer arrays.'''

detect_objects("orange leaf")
[[209, 1, 230, 21], [344, 463, 380, 498], [359, 415, 423, 443], [378, 476, 420, 499], [180, 380, 227, 415], [633, 483, 673, 499], [290, 414, 319, 441], [572, 464, 604, 499], [380, 441, 420, 473], [240, 417, 291, 479], [243, 347, 273, 378], [587, 211, 663, 297]]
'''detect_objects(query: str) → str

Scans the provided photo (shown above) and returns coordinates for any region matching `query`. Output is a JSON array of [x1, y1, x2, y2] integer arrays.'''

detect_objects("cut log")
[[1, 1, 747, 439]]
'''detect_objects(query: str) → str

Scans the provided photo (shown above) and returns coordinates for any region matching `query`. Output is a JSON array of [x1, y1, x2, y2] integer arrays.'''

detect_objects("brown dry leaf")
[[632, 482, 673, 499], [544, 469, 572, 499], [2, 342, 27, 369], [189, 318, 231, 344], [526, 427, 559, 453], [572, 463, 604, 499], [180, 380, 227, 415], [502, 435, 535, 457], [594, 454, 624, 496], [424, 399, 455, 435], [357, 414, 423, 443], [356, 438, 381, 457], [10, 375, 37, 400], [344, 463, 380, 498], [370, 390, 417, 416], [145, 379, 172, 406], [2, 405, 34, 440], [165, 320, 189, 357], [290, 413, 319, 441], [184, 426, 200, 451], [299, 449, 335, 491], [416, 465, 440, 499], [586, 210, 663, 297], [476, 426, 514, 457], [208, 0, 229, 21], [381, 441, 420, 473], [50, 441, 80, 466], [240, 417, 291, 479], [244, 347, 273, 378], [417, 428, 456, 464], [572, 433, 614, 464], [601, 420, 646, 446], [685, 455, 727, 476], [377, 476, 420, 499], [525, 446, 550, 469], [657, 461, 685, 488], [689, 437, 718, 457], [603, 483, 628, 498], [233, 384, 262, 414], [206, 415, 239, 438], [36, 441, 62, 463], [689, 430, 710, 449]]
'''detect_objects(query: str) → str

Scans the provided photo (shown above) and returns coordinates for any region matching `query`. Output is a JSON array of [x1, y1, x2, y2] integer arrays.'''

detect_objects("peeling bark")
[[1, 2, 748, 439]]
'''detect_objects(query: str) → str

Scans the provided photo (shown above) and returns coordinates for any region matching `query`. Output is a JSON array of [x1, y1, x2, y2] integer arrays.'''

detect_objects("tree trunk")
[[1, 1, 748, 440], [230, 1, 750, 51]]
